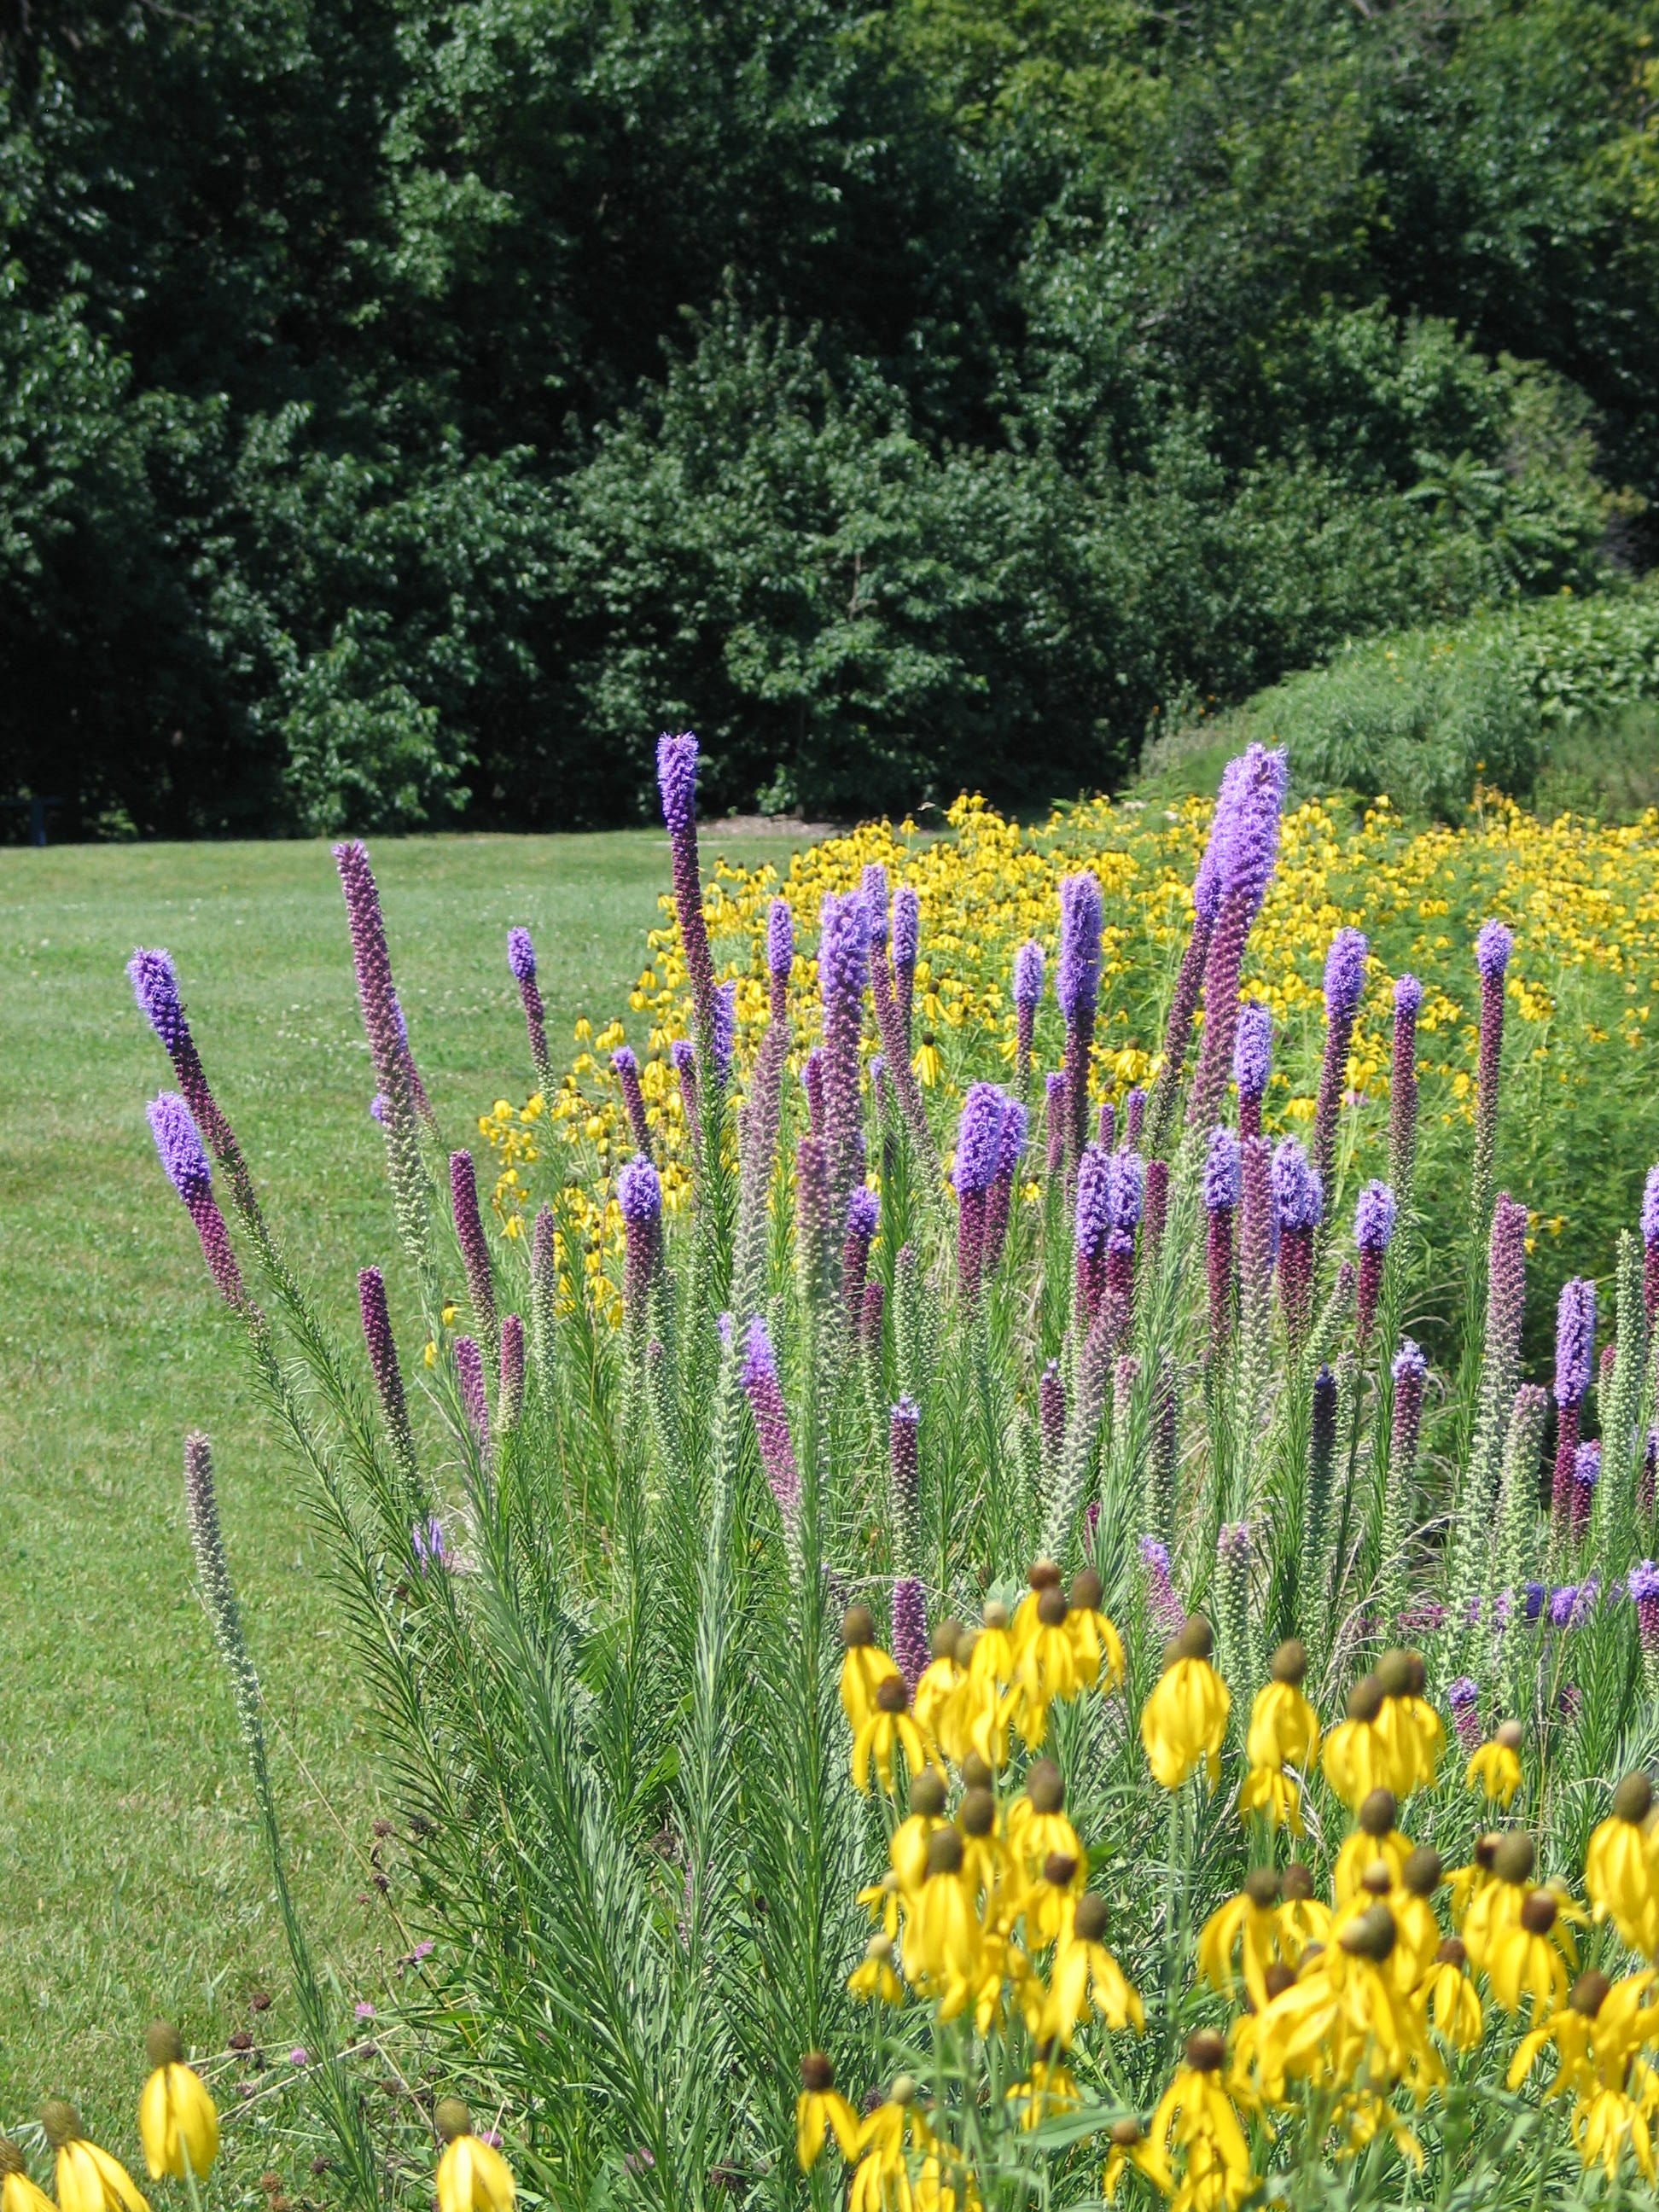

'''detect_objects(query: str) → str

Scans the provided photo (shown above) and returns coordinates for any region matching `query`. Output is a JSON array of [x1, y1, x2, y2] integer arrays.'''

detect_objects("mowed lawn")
[[0, 827, 808, 2182]]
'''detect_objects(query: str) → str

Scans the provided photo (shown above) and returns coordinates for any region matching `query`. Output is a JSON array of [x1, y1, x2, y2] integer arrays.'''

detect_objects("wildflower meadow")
[[19, 745, 1659, 2212]]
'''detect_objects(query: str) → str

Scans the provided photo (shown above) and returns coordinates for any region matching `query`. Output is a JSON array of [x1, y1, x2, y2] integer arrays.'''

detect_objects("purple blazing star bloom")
[[148, 1091, 211, 1197], [1074, 1144, 1112, 1260], [670, 1038, 696, 1075], [656, 731, 698, 835], [506, 927, 536, 983], [1203, 1126, 1241, 1213], [1476, 921, 1514, 983], [1555, 1278, 1597, 1406], [1549, 1585, 1579, 1627], [1324, 928, 1368, 1023], [617, 1154, 661, 1225], [767, 899, 794, 980], [1105, 1146, 1145, 1231], [129, 948, 189, 1055], [1394, 973, 1423, 1018], [1272, 1137, 1323, 1231], [710, 979, 736, 1081], [1056, 873, 1104, 1022], [953, 1082, 1007, 1196], [1233, 999, 1272, 1102], [847, 1185, 879, 1240], [1353, 1180, 1398, 1252], [1221, 745, 1289, 917], [996, 1098, 1028, 1178], [1014, 940, 1045, 1011], [891, 887, 919, 972], [861, 863, 889, 943]]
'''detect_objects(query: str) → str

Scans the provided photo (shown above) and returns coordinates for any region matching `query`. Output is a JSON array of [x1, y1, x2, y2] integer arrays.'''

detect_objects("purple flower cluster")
[[1630, 1560, 1659, 1654], [766, 898, 794, 1019], [358, 1265, 412, 1464], [891, 1576, 928, 1693], [148, 1091, 245, 1307], [1353, 1179, 1397, 1348], [656, 732, 715, 1027], [817, 891, 871, 1234], [955, 1082, 1014, 1302], [453, 1336, 489, 1457], [742, 1317, 800, 1531], [611, 1045, 652, 1155], [1187, 747, 1289, 1132], [1013, 939, 1045, 1089], [1057, 871, 1103, 1162], [1232, 1000, 1272, 1138], [890, 886, 920, 1043], [450, 1150, 498, 1349], [617, 1152, 662, 1328], [1388, 974, 1422, 1193], [843, 1184, 880, 1329], [1312, 928, 1367, 1205], [1272, 1138, 1323, 1232]]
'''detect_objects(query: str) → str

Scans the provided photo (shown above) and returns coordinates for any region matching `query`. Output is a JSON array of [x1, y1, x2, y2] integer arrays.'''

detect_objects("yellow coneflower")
[[1276, 1861, 1332, 1961], [1464, 1718, 1524, 1807], [912, 1033, 943, 1088], [1486, 1886, 1576, 2016], [1063, 1567, 1124, 1693], [1246, 1639, 1320, 1771], [1238, 1761, 1303, 1831], [847, 1932, 904, 2005], [1138, 1615, 1230, 1789], [40, 2106, 148, 2212], [1143, 2031, 1254, 2209], [0, 2142, 54, 2212], [841, 1604, 901, 1733], [1197, 1866, 1284, 2011], [1419, 1936, 1483, 2050], [1332, 1788, 1410, 1905], [795, 2053, 860, 2171], [849, 2078, 929, 2212], [1101, 2116, 1173, 2203], [1006, 2049, 1079, 2132], [1584, 1772, 1659, 1954], [1321, 1672, 1393, 1810], [434, 2101, 515, 2212], [1042, 1892, 1144, 2044], [1371, 1647, 1442, 1795], [909, 1827, 982, 1992], [912, 1621, 964, 1746], [851, 1674, 929, 1795], [1004, 1759, 1081, 1880], [137, 2024, 218, 2182], [1460, 1830, 1537, 1969], [891, 1767, 948, 1893]]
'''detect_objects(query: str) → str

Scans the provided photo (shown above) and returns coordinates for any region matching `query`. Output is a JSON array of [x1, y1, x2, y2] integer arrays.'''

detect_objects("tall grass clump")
[[126, 740, 1659, 2212]]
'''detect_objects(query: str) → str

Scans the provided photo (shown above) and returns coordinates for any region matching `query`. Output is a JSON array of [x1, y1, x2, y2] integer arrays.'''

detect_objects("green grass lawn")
[[0, 827, 809, 2192]]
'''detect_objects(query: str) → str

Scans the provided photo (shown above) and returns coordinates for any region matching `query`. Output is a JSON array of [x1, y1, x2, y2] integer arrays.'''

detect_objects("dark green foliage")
[[3, 0, 1657, 833]]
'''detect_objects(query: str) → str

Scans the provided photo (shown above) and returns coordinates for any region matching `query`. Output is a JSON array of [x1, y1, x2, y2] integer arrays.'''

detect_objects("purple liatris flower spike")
[[1629, 1560, 1659, 1655], [1549, 1583, 1578, 1628], [358, 1266, 413, 1468], [1103, 1144, 1145, 1310], [1056, 872, 1104, 1163], [616, 1152, 662, 1330], [1312, 928, 1367, 1208], [129, 947, 265, 1226], [802, 1045, 825, 1137], [843, 1185, 880, 1331], [1239, 1134, 1274, 1325], [1044, 1071, 1066, 1177], [1138, 1536, 1184, 1637], [1390, 1338, 1428, 1475], [370, 1093, 387, 1122], [1039, 1361, 1065, 1468], [453, 1336, 489, 1458], [709, 979, 736, 1086], [498, 1313, 525, 1430], [656, 732, 715, 1026], [1144, 1155, 1169, 1266], [148, 1091, 245, 1307], [1447, 1676, 1481, 1755], [1643, 1163, 1659, 1325], [1204, 1126, 1241, 1214], [1353, 1179, 1397, 1350], [954, 1081, 1006, 1305], [1124, 1086, 1145, 1145], [1097, 1097, 1115, 1151], [334, 843, 434, 1129], [890, 885, 919, 1045], [1188, 746, 1289, 1132], [817, 892, 870, 1237], [1013, 939, 1045, 1091], [795, 1134, 830, 1307], [890, 1576, 928, 1694], [859, 1275, 885, 1356], [1571, 1438, 1600, 1545], [611, 1045, 652, 1155], [670, 1037, 700, 1163], [506, 927, 554, 1093], [1550, 1275, 1597, 1528], [766, 898, 794, 1021], [1388, 974, 1422, 1195], [983, 1097, 1027, 1275], [450, 1151, 498, 1350], [1074, 1141, 1111, 1323], [1232, 999, 1272, 1139], [889, 1394, 921, 1571], [1476, 920, 1514, 984], [1204, 1128, 1239, 1352], [1272, 1137, 1321, 1350], [1471, 921, 1513, 1229], [742, 1318, 800, 1530], [861, 863, 889, 944]]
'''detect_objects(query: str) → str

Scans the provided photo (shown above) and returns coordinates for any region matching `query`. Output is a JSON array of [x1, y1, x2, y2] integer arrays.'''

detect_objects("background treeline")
[[3, 0, 1656, 835]]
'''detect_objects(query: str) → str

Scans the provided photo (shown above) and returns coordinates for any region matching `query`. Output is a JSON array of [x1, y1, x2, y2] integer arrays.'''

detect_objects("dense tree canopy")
[[2, 0, 1656, 832]]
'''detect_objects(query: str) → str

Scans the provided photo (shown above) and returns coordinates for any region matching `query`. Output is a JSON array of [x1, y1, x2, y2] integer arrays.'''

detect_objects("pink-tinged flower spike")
[[453, 1336, 490, 1458], [128, 949, 265, 1230], [766, 898, 794, 1022], [1074, 1141, 1112, 1324], [1312, 928, 1367, 1211], [1203, 1126, 1240, 1353], [867, 887, 937, 1169], [1143, 1155, 1170, 1269], [1238, 1134, 1274, 1332], [1570, 1440, 1600, 1548], [1124, 1086, 1145, 1147], [891, 886, 920, 1049], [953, 1081, 1007, 1307], [859, 1276, 885, 1359], [530, 1204, 557, 1377], [498, 1313, 525, 1431], [1629, 1561, 1659, 1660], [1043, 1071, 1066, 1177], [1232, 999, 1272, 1141], [1056, 870, 1104, 1166], [616, 1153, 662, 1337], [334, 844, 435, 1129], [1471, 921, 1513, 1233], [891, 1576, 928, 1696], [1097, 1097, 1115, 1151], [449, 1151, 498, 1353], [1353, 1180, 1398, 1350], [843, 1186, 880, 1333], [1104, 1145, 1145, 1313], [1447, 1676, 1481, 1755], [1551, 1276, 1598, 1533], [742, 1317, 800, 1533], [889, 1394, 922, 1575], [1388, 975, 1423, 1197], [982, 1097, 1028, 1275], [817, 892, 871, 1237], [1139, 1537, 1185, 1638], [506, 928, 554, 1097], [1642, 1164, 1659, 1326], [801, 1046, 825, 1138], [1039, 1360, 1065, 1470], [1465, 1194, 1529, 1528], [1013, 940, 1045, 1093], [1390, 1338, 1428, 1486], [1146, 771, 1237, 1153], [656, 732, 714, 1028], [358, 1266, 416, 1480], [611, 1046, 652, 1157], [1272, 1137, 1322, 1352], [1188, 745, 1289, 1132], [795, 1134, 831, 1309], [148, 1092, 246, 1307], [670, 1039, 700, 1168]]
